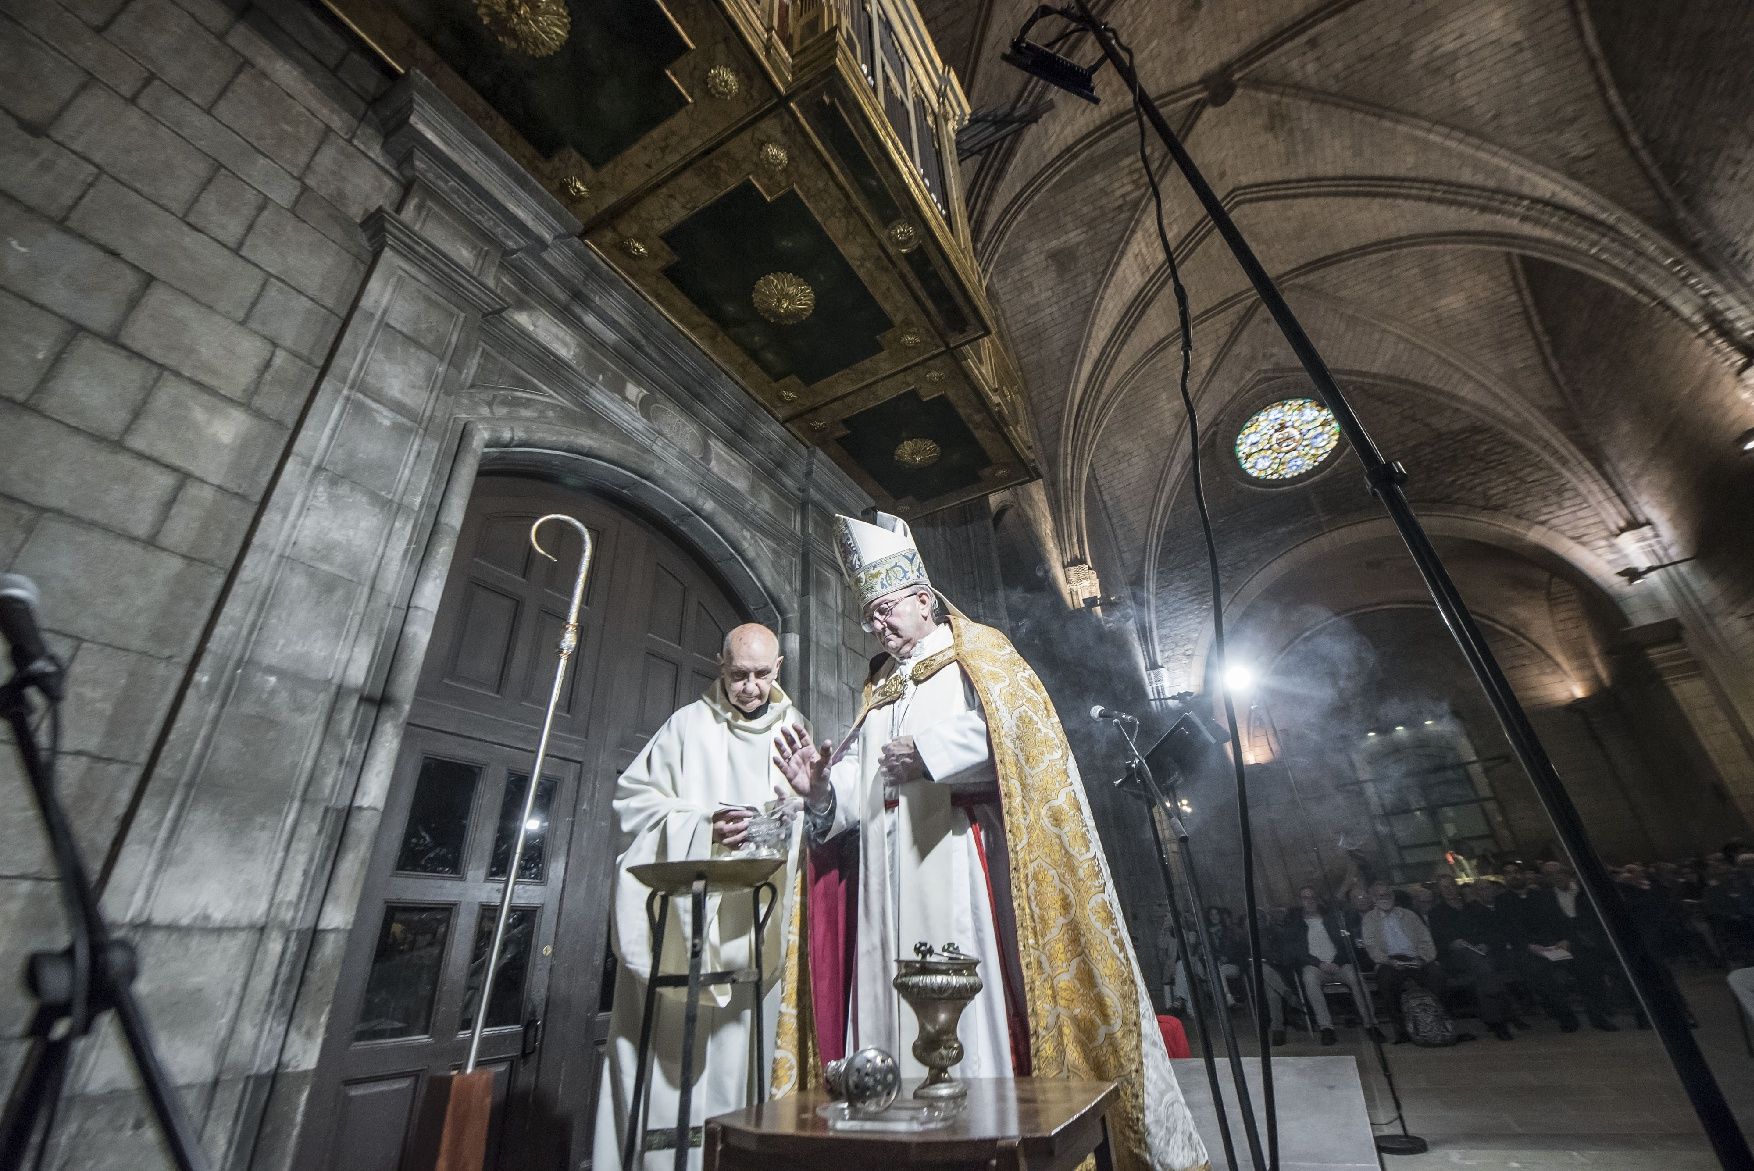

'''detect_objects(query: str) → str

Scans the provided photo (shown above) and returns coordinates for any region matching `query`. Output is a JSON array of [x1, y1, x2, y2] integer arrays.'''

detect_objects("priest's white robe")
[[814, 622, 1018, 1081], [592, 682, 803, 1171]]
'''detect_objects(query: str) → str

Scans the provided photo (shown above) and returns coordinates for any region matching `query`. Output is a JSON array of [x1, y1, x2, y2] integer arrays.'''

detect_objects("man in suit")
[[1545, 861, 1657, 1029], [1507, 863, 1618, 1030], [1428, 875, 1515, 1039], [1283, 885, 1381, 1045]]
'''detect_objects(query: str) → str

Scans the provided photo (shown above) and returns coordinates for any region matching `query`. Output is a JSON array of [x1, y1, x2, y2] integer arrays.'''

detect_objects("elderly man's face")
[[863, 586, 937, 656], [718, 624, 783, 713]]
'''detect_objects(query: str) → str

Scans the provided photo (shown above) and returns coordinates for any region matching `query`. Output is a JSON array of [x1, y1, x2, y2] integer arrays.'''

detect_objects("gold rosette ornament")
[[893, 437, 941, 468], [476, 0, 571, 58], [752, 272, 815, 325]]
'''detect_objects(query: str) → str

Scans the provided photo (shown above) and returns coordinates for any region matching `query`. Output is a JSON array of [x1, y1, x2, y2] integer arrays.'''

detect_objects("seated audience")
[[1282, 885, 1381, 1046], [1428, 875, 1515, 1039], [1362, 882, 1472, 1042]]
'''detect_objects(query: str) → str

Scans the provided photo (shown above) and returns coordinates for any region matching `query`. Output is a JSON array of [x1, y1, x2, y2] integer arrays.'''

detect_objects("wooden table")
[[703, 1077, 1117, 1171]]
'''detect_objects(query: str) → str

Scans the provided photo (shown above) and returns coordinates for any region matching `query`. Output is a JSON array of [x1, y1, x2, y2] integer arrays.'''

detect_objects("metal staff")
[[464, 513, 594, 1072]]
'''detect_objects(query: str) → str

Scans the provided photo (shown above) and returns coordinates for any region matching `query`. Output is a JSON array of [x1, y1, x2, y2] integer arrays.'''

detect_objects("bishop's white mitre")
[[833, 511, 931, 610]]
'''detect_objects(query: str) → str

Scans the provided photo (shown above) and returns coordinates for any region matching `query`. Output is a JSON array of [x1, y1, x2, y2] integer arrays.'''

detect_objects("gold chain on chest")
[[863, 645, 959, 713]]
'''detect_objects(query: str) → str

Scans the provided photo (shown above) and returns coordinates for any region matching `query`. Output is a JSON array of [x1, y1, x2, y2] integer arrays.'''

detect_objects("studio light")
[[1222, 662, 1255, 695], [1001, 5, 1104, 103]]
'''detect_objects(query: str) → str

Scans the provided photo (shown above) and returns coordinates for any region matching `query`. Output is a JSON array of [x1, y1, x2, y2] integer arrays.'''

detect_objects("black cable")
[[1112, 28, 1277, 1171]]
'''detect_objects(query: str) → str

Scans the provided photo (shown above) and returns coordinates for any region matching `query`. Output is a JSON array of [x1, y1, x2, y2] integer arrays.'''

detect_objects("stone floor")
[[1188, 968, 1753, 1170]]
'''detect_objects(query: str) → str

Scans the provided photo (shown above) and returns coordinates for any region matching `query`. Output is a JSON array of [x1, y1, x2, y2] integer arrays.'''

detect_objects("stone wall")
[[0, 4, 872, 1168]]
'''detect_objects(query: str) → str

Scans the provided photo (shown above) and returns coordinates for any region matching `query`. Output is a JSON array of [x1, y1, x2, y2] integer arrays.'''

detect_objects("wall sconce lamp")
[[1617, 556, 1696, 585]]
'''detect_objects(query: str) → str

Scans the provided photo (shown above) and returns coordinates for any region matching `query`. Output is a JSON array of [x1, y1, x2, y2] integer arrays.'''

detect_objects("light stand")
[[1121, 755, 1241, 1171], [1255, 703, 1427, 1156], [0, 664, 211, 1170], [1009, 7, 1751, 1167], [1114, 719, 1268, 1171]]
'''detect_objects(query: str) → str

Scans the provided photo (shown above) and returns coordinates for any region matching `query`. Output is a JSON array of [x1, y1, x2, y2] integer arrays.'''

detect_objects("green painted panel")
[[836, 387, 986, 501], [662, 181, 894, 386], [386, 0, 687, 166]]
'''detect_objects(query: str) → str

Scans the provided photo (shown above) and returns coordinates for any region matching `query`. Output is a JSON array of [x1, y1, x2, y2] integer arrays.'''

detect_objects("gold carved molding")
[[474, 0, 570, 58]]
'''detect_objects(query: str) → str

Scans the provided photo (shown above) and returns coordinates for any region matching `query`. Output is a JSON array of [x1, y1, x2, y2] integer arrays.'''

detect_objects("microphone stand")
[[1113, 719, 1268, 1171], [1257, 704, 1426, 1155], [1015, 7, 1749, 1166], [0, 664, 210, 1170]]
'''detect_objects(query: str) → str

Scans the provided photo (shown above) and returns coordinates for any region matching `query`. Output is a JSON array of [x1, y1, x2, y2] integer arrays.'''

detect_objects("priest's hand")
[[774, 724, 832, 811], [878, 736, 925, 796], [711, 806, 752, 847]]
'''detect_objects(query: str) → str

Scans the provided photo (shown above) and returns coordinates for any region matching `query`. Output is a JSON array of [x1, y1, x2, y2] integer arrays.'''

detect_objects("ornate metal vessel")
[[823, 1046, 901, 1115], [891, 942, 982, 1101]]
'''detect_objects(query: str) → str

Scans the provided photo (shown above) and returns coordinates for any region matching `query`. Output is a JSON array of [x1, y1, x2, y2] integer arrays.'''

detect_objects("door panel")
[[303, 476, 749, 1171]]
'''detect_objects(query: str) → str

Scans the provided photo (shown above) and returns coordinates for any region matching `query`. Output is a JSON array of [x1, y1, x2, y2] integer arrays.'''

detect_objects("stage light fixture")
[[1001, 6, 1104, 103], [1222, 662, 1255, 695]]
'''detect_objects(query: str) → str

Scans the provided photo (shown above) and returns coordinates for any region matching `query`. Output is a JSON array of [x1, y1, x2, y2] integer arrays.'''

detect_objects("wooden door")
[[301, 474, 745, 1171]]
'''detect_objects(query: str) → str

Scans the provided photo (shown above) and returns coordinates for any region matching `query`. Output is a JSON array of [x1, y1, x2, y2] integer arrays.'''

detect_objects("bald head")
[[718, 623, 783, 713]]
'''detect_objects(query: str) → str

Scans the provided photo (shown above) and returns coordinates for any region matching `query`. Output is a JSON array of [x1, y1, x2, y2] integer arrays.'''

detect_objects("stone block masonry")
[[0, 6, 874, 1171], [0, 1, 405, 1165]]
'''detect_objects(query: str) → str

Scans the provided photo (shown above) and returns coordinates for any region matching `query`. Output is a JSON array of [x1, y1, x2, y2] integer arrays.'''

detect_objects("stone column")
[[1619, 619, 1754, 833]]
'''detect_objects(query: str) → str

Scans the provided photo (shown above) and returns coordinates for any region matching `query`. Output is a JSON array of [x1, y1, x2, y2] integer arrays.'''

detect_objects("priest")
[[593, 624, 804, 1171], [770, 514, 1207, 1171]]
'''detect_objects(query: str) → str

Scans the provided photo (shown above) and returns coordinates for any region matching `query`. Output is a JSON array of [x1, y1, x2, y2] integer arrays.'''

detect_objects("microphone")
[[1090, 704, 1138, 724], [0, 574, 61, 699]]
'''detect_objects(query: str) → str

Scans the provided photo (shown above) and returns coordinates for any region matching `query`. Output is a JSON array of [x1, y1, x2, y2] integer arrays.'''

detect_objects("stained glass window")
[[1234, 397, 1340, 481]]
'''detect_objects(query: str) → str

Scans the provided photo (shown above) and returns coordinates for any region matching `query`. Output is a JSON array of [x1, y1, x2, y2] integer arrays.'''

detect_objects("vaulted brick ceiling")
[[921, 0, 1754, 693]]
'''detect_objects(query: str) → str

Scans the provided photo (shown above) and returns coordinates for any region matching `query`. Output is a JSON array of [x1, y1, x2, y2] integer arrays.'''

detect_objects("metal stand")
[[1261, 705, 1427, 1156], [1130, 760, 1239, 1171], [1012, 6, 1752, 1165], [0, 673, 211, 1171], [1114, 727, 1267, 1171], [623, 870, 778, 1171]]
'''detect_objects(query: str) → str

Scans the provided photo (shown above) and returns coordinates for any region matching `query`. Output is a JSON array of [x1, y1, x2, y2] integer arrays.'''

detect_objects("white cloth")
[[1380, 913, 1416, 958], [817, 623, 1014, 1081], [1305, 916, 1337, 963], [592, 682, 805, 1171], [1555, 886, 1579, 920]]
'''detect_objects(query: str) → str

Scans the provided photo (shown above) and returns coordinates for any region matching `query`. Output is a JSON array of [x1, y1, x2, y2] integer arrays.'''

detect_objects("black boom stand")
[[1112, 720, 1267, 1171], [0, 661, 211, 1171], [1008, 6, 1753, 1167], [1263, 703, 1427, 1156]]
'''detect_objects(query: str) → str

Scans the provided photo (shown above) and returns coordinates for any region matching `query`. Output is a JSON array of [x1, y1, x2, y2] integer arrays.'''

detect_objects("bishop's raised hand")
[[773, 723, 832, 811]]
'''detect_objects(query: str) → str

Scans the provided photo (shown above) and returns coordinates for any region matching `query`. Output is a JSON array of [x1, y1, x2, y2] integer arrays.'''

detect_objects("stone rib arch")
[[1056, 216, 1745, 563], [1164, 508, 1649, 695], [1069, 179, 1747, 480]]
